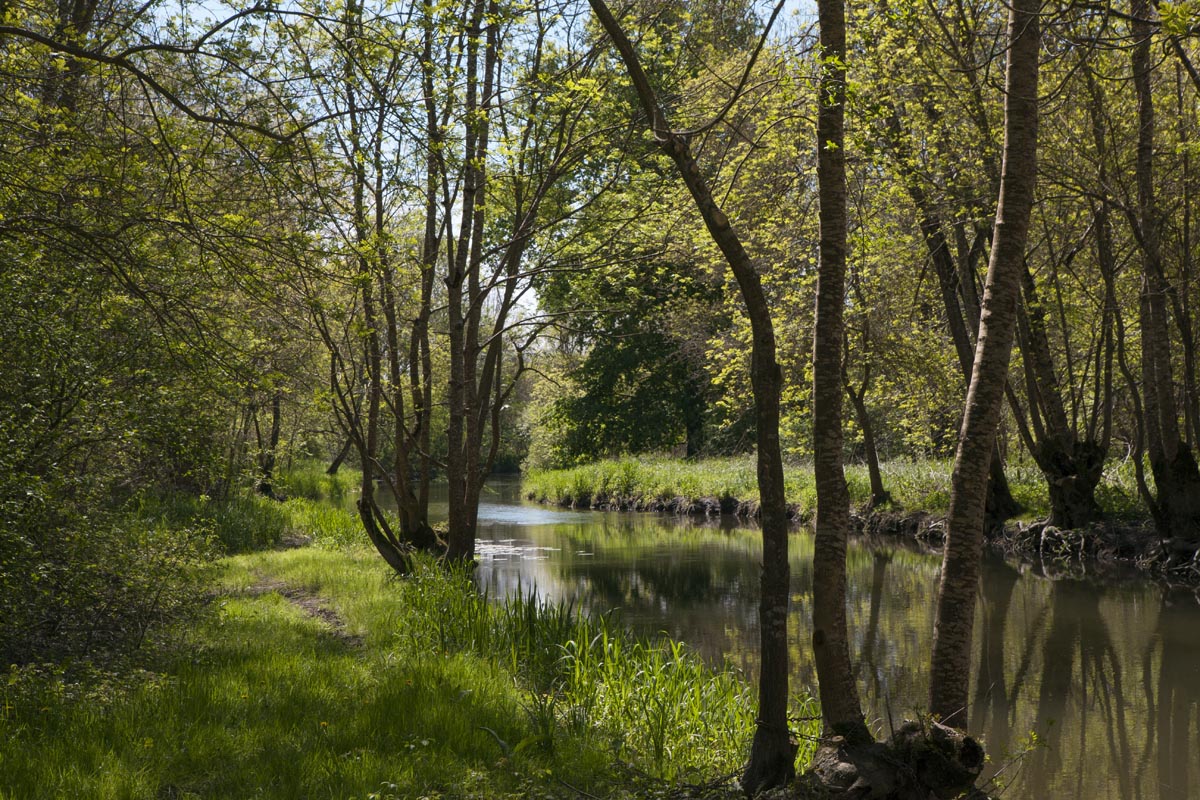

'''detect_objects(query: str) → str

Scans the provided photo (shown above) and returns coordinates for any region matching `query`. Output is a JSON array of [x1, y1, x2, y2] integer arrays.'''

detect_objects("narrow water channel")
[[420, 480, 1199, 799]]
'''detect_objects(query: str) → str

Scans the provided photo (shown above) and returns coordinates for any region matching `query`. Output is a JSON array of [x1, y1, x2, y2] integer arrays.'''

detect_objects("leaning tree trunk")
[[929, 0, 1040, 728], [885, 111, 1021, 527], [326, 436, 352, 475], [847, 380, 890, 509], [343, 0, 411, 576], [812, 0, 868, 742], [586, 1, 796, 791]]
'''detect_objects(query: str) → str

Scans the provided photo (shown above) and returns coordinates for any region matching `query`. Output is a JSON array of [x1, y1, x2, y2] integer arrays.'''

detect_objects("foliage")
[[276, 460, 360, 505], [0, 455, 367, 668], [0, 492, 215, 667], [523, 454, 1146, 521], [0, 546, 818, 798], [533, 256, 721, 467]]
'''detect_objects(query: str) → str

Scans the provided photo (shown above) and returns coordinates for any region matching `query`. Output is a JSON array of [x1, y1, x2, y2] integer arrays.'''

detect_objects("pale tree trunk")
[[929, 0, 1040, 727], [812, 0, 868, 742], [586, 1, 796, 791]]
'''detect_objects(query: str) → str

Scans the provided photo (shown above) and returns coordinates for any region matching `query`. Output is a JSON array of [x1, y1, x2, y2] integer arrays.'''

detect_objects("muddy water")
[[424, 480, 1199, 799]]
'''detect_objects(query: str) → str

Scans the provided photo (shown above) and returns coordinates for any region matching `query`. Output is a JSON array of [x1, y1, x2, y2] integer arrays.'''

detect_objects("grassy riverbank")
[[522, 455, 1144, 521], [3, 482, 808, 799]]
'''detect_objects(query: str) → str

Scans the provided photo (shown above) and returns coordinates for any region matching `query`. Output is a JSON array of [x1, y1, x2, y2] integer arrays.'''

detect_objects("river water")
[[422, 480, 1199, 799]]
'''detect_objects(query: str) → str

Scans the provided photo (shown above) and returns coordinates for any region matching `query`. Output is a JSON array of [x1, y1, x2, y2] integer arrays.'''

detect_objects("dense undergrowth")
[[522, 455, 1145, 521], [0, 461, 362, 668], [3, 462, 811, 799]]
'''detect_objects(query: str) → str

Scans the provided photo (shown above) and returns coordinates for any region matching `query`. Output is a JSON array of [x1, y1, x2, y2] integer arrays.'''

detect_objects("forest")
[[2, 0, 1199, 796]]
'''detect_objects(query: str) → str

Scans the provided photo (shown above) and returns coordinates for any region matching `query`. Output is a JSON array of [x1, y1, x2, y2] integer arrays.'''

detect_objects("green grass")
[[523, 454, 926, 517], [2, 544, 807, 799], [277, 459, 360, 504], [129, 462, 365, 554], [523, 454, 1145, 520]]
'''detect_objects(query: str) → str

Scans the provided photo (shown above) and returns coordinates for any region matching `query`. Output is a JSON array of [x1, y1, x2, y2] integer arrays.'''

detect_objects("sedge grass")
[[524, 454, 1145, 520], [277, 459, 360, 504], [1, 544, 806, 799]]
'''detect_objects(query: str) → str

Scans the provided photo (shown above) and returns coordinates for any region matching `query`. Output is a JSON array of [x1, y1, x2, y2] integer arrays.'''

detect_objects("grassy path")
[[2, 545, 781, 799]]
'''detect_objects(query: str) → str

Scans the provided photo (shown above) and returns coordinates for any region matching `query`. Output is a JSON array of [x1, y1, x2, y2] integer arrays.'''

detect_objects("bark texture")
[[813, 0, 868, 742], [884, 111, 1020, 528], [929, 0, 1040, 727]]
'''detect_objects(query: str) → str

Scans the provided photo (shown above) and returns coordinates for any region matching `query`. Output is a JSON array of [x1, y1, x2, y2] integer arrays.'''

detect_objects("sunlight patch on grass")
[[2, 545, 794, 799]]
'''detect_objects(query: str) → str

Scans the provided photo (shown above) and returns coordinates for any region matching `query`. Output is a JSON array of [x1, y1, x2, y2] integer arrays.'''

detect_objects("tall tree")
[[811, 0, 867, 741], [1130, 0, 1200, 544], [585, 0, 796, 791], [438, 1, 607, 560], [929, 0, 1041, 727], [861, 0, 1024, 527]]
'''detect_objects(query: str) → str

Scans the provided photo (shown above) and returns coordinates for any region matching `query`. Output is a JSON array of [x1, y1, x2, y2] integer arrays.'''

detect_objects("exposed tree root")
[[797, 721, 987, 800]]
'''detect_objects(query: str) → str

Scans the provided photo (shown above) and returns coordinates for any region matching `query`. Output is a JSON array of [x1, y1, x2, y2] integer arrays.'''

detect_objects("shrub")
[[0, 483, 215, 667]]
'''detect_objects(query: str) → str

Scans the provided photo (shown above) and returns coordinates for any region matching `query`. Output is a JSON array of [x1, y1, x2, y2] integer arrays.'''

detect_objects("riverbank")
[[523, 455, 1145, 521], [522, 456, 1200, 587], [2, 494, 805, 798]]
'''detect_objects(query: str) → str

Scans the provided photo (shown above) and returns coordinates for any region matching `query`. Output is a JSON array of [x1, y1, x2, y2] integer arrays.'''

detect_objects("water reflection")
[[409, 480, 1200, 798]]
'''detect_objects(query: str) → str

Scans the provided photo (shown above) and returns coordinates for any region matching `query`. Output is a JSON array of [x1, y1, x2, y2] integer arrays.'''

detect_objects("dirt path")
[[240, 579, 364, 647]]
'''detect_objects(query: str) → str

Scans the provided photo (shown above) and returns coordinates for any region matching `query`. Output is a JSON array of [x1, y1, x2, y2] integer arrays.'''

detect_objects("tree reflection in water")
[[1152, 590, 1199, 800], [453, 483, 1199, 799]]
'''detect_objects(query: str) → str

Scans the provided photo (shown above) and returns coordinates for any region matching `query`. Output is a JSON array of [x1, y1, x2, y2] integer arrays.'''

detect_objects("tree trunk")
[[848, 384, 891, 509], [257, 391, 282, 498], [886, 112, 1020, 526], [929, 0, 1040, 728], [586, 2, 797, 791], [344, 0, 410, 576], [684, 376, 706, 459], [444, 0, 489, 562], [326, 436, 352, 475], [1015, 262, 1104, 529], [812, 0, 868, 742], [1132, 0, 1200, 544]]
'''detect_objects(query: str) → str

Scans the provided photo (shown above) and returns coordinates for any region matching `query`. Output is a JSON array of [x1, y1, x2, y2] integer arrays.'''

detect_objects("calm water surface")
[[422, 480, 1199, 799]]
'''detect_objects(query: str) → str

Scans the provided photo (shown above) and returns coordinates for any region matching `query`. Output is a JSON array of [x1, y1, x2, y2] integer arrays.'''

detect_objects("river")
[[419, 479, 1199, 799]]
